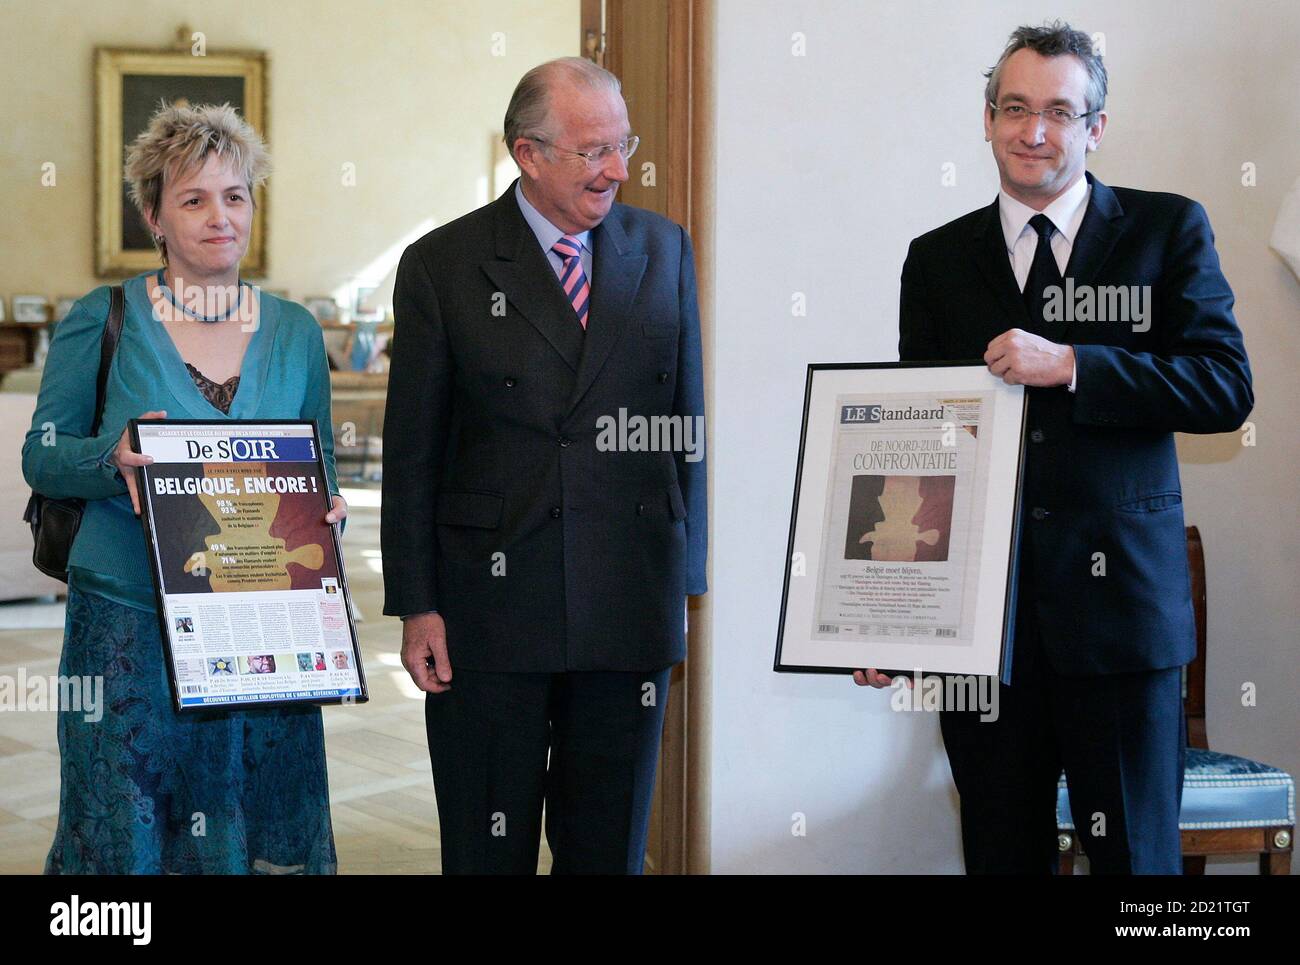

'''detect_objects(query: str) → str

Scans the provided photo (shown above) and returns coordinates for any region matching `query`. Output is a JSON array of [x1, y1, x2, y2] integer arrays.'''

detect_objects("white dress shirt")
[[997, 175, 1090, 392]]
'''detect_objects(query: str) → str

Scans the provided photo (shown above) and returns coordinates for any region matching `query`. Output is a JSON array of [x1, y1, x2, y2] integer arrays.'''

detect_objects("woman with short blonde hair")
[[125, 101, 271, 266], [24, 102, 345, 874]]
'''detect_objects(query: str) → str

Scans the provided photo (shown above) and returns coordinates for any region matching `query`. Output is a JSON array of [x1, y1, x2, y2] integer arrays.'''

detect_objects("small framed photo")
[[53, 297, 78, 323], [304, 297, 339, 323], [12, 296, 51, 324], [353, 287, 384, 322], [0, 297, 6, 322]]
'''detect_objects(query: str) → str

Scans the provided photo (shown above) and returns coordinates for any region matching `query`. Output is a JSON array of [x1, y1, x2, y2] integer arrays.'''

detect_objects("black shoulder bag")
[[23, 285, 125, 582]]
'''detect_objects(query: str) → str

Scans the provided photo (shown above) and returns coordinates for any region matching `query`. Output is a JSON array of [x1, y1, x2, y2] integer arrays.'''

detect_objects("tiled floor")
[[0, 488, 550, 874]]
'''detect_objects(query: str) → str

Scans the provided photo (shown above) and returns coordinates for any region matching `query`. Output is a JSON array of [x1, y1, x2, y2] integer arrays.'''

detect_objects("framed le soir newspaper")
[[130, 419, 367, 712], [774, 363, 1027, 682]]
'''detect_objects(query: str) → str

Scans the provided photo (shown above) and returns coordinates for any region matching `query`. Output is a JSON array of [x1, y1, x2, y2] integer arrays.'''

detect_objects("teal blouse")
[[22, 272, 340, 611]]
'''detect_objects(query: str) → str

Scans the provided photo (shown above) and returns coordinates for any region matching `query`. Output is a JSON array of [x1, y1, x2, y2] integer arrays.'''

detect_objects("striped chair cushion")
[[1057, 749, 1295, 831]]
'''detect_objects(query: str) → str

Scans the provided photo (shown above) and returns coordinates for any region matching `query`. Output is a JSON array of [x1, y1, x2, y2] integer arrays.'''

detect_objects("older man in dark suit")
[[381, 57, 706, 874], [857, 22, 1252, 874]]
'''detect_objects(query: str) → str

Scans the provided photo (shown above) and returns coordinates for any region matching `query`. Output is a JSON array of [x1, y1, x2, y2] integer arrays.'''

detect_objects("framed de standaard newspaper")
[[774, 362, 1027, 682], [130, 419, 368, 712]]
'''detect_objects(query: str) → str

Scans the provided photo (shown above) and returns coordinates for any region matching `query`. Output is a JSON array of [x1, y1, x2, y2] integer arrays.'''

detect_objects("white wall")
[[710, 0, 1299, 873]]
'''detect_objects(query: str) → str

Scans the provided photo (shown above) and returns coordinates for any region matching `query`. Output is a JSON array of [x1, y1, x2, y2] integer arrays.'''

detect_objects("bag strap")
[[89, 285, 124, 437]]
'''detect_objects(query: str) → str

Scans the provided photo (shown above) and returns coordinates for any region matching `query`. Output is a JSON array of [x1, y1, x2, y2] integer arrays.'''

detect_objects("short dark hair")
[[984, 20, 1107, 116]]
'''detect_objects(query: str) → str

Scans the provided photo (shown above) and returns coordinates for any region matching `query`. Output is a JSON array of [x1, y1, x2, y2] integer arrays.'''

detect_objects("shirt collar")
[[997, 174, 1091, 252], [515, 180, 592, 256]]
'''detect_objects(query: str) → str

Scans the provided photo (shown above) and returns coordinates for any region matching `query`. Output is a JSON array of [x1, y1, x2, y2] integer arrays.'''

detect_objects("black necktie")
[[1022, 213, 1062, 335]]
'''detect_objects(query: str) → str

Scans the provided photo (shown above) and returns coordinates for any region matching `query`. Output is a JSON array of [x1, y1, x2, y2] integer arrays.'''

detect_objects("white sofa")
[[1, 371, 66, 601]]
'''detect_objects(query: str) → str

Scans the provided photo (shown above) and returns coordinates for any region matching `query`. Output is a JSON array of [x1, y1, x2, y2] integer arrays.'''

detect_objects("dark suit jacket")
[[899, 173, 1252, 676], [381, 183, 707, 673]]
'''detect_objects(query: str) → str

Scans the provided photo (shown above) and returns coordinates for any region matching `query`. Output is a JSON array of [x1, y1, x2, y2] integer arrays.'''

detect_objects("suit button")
[[636, 503, 646, 516], [657, 372, 669, 384], [558, 436, 571, 447], [550, 507, 561, 518], [1030, 507, 1049, 521], [504, 377, 517, 387], [1029, 429, 1045, 443]]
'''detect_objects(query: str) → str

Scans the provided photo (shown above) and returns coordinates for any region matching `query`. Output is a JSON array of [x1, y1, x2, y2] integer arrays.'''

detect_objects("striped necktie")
[[553, 234, 590, 330]]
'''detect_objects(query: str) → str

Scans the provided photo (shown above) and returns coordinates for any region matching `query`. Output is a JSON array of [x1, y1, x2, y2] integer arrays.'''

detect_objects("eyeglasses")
[[531, 135, 640, 167], [989, 103, 1093, 127]]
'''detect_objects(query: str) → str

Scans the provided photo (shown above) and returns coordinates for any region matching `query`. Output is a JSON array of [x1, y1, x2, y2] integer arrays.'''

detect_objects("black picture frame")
[[130, 418, 367, 712], [773, 361, 1027, 683]]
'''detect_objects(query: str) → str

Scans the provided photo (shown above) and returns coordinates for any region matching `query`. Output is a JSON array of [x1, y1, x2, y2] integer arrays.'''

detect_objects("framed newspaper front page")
[[130, 419, 367, 712], [774, 363, 1027, 682]]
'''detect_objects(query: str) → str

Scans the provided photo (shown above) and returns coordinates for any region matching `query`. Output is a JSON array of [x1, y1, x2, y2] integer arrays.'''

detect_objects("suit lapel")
[[480, 185, 584, 373], [1060, 173, 1125, 344], [567, 206, 647, 412], [1065, 174, 1124, 283]]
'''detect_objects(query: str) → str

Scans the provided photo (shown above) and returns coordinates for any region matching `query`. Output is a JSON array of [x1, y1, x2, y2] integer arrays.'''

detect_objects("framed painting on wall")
[[95, 45, 268, 277]]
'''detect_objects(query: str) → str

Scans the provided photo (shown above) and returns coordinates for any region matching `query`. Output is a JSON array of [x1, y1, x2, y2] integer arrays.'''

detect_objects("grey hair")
[[123, 101, 270, 265], [984, 20, 1108, 117], [503, 56, 622, 161]]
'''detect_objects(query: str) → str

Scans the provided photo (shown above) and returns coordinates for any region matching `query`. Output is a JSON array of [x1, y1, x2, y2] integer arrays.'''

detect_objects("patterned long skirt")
[[45, 588, 337, 874]]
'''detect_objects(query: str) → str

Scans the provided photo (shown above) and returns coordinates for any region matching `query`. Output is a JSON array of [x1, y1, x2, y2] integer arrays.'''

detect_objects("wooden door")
[[597, 0, 713, 875]]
